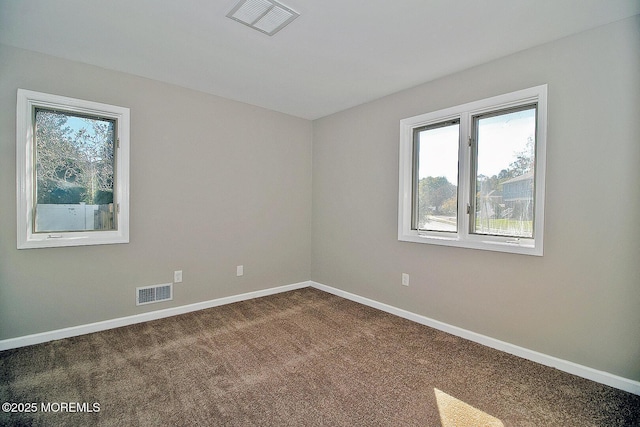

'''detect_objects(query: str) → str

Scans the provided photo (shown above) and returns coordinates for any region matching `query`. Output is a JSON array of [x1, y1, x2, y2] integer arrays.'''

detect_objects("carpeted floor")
[[1, 287, 638, 426]]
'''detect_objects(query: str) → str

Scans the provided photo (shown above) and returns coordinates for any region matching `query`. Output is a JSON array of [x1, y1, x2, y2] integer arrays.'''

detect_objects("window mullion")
[[457, 112, 471, 240]]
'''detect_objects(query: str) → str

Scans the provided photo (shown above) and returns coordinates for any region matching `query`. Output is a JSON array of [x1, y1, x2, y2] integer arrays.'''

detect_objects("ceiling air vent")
[[136, 283, 173, 306], [227, 0, 300, 36]]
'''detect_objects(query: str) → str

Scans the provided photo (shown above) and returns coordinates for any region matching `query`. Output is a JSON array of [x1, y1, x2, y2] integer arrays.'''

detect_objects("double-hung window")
[[16, 89, 130, 249], [398, 85, 547, 255]]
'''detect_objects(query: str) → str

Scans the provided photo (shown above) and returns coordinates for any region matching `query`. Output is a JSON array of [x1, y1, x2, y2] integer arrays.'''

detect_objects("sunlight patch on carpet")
[[434, 388, 504, 427]]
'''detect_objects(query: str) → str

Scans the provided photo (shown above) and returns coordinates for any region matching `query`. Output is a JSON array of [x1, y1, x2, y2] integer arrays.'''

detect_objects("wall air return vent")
[[136, 283, 173, 306], [227, 0, 300, 36]]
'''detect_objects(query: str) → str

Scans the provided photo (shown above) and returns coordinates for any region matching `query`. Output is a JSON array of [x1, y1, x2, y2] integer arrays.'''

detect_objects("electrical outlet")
[[401, 273, 409, 286], [236, 265, 244, 277], [174, 270, 183, 283]]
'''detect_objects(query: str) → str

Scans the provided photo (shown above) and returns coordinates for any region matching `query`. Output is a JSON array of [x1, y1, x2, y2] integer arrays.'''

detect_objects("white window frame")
[[398, 85, 547, 256], [16, 89, 130, 249]]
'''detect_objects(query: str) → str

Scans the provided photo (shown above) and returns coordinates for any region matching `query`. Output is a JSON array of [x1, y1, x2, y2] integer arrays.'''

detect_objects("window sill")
[[18, 230, 129, 249], [398, 231, 542, 256]]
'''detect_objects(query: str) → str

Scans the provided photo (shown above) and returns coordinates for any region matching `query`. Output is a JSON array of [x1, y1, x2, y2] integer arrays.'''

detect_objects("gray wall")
[[311, 16, 640, 381], [0, 44, 313, 339]]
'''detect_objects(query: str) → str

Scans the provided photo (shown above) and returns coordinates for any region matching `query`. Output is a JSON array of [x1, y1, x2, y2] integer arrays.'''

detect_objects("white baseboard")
[[310, 281, 640, 396], [0, 281, 310, 352], [2, 279, 638, 395]]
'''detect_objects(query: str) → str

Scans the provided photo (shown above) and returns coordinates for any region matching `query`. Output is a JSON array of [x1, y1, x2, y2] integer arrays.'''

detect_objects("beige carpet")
[[1, 288, 638, 426]]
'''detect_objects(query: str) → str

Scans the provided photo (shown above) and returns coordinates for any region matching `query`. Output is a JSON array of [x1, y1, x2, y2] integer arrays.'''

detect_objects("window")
[[17, 89, 130, 249], [398, 85, 547, 255], [412, 119, 460, 233]]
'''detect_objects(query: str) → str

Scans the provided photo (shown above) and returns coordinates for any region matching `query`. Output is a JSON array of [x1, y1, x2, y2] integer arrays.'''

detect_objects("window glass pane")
[[414, 121, 459, 232], [473, 107, 536, 238], [34, 108, 116, 233]]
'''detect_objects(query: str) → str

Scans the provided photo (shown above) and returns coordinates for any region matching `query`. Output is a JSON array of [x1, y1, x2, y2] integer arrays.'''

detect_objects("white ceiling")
[[1, 0, 638, 120]]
